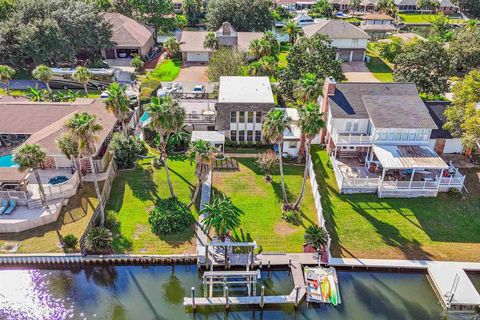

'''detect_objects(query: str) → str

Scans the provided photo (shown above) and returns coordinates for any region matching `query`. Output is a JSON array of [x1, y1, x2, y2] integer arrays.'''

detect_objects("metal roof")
[[191, 131, 225, 144], [373, 145, 448, 169]]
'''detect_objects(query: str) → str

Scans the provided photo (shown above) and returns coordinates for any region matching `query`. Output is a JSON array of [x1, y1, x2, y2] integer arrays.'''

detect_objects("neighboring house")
[[426, 102, 464, 154], [360, 13, 397, 40], [394, 0, 417, 12], [215, 76, 274, 143], [394, 0, 457, 13], [179, 22, 263, 63], [320, 78, 465, 197], [273, 0, 317, 11], [102, 13, 155, 59], [436, 0, 458, 14], [280, 108, 321, 157], [293, 13, 315, 26], [302, 19, 370, 61], [327, 0, 377, 12]]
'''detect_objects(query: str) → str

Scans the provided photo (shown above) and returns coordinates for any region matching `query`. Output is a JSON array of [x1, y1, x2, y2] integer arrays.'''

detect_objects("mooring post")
[[191, 287, 196, 310], [289, 258, 292, 268], [294, 286, 300, 308], [260, 285, 265, 308], [259, 261, 262, 269], [225, 285, 229, 309]]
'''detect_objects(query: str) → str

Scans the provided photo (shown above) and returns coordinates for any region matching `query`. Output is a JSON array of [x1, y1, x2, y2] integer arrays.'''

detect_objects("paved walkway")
[[342, 62, 380, 83], [196, 170, 211, 258]]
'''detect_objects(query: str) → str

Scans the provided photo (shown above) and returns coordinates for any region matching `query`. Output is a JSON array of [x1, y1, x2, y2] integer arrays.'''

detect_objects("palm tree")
[[187, 140, 216, 208], [131, 55, 144, 71], [204, 32, 219, 50], [249, 38, 263, 60], [145, 96, 186, 198], [201, 195, 242, 241], [294, 73, 324, 104], [0, 65, 15, 95], [262, 109, 289, 206], [258, 56, 277, 78], [65, 112, 105, 225], [164, 37, 180, 58], [304, 225, 329, 253], [284, 20, 300, 45], [13, 144, 47, 207], [263, 31, 280, 56], [57, 133, 83, 187], [104, 83, 130, 137], [293, 103, 325, 210], [32, 65, 53, 92], [72, 66, 93, 96]]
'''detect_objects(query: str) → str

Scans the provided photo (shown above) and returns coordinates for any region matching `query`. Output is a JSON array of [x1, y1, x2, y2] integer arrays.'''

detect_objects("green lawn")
[[277, 43, 291, 69], [311, 147, 480, 261], [0, 183, 100, 253], [399, 13, 464, 24], [366, 42, 394, 82], [147, 59, 181, 82], [212, 158, 318, 253], [105, 154, 199, 254]]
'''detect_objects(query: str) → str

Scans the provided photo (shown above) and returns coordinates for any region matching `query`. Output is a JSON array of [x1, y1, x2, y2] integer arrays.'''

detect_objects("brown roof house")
[[302, 19, 370, 61], [179, 22, 264, 63], [102, 12, 155, 59], [359, 13, 397, 40]]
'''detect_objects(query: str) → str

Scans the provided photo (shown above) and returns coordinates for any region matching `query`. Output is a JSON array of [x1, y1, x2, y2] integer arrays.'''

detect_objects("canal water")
[[0, 265, 447, 320]]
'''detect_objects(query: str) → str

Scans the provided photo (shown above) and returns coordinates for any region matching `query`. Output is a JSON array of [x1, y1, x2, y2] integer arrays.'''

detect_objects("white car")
[[157, 82, 183, 97], [192, 85, 205, 97]]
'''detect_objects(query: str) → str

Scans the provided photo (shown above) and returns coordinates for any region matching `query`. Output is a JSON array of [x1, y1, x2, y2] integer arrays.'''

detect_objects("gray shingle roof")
[[362, 95, 436, 129], [425, 101, 454, 139], [302, 19, 370, 40], [104, 13, 153, 47], [329, 82, 436, 128]]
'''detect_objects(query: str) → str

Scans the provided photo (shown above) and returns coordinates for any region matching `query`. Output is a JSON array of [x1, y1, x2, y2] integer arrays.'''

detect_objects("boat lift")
[[203, 270, 260, 298]]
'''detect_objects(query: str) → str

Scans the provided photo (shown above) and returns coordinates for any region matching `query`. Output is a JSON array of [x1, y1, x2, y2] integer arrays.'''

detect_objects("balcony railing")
[[331, 128, 372, 146], [185, 113, 215, 124]]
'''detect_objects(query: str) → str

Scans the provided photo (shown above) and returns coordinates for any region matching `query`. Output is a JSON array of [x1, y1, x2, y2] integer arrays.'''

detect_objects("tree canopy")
[[0, 0, 112, 66], [444, 70, 480, 149], [448, 25, 480, 72], [183, 0, 203, 26], [279, 34, 344, 101], [207, 48, 245, 82], [393, 39, 450, 95], [206, 0, 272, 31]]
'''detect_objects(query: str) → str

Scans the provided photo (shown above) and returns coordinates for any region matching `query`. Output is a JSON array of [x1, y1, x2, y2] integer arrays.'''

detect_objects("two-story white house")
[[302, 19, 370, 61], [320, 78, 465, 198], [359, 13, 397, 40]]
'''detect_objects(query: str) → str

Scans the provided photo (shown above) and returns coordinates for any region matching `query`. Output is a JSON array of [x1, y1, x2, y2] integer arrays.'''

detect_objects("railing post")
[[225, 285, 229, 309], [260, 285, 265, 308], [191, 287, 196, 310], [294, 286, 300, 307]]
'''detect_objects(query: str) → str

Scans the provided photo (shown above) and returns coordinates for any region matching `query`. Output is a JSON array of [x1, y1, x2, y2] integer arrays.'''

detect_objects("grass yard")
[[312, 147, 480, 261], [105, 154, 199, 254], [0, 183, 99, 253], [366, 42, 394, 82], [146, 59, 181, 82], [212, 158, 318, 253], [277, 43, 291, 70], [399, 13, 464, 25]]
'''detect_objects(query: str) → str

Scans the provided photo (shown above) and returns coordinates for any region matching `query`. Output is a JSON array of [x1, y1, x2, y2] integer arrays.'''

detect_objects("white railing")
[[331, 128, 373, 145], [43, 171, 80, 201], [439, 174, 465, 188], [330, 155, 380, 189], [381, 180, 439, 190], [330, 155, 345, 190], [0, 190, 28, 200]]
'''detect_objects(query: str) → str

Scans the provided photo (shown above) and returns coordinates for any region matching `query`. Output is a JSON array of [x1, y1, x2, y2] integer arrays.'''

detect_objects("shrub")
[[283, 210, 301, 225], [105, 210, 119, 231], [148, 198, 194, 235], [256, 150, 278, 182], [63, 234, 78, 249], [109, 133, 147, 169], [85, 227, 113, 254]]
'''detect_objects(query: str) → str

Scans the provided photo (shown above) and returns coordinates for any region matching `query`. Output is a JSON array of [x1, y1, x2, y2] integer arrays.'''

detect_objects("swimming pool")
[[0, 154, 17, 168]]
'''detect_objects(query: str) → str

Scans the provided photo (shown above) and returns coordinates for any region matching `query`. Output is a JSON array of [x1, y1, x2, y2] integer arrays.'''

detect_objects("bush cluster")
[[63, 234, 78, 249], [110, 133, 148, 169], [225, 139, 271, 149], [148, 198, 195, 235]]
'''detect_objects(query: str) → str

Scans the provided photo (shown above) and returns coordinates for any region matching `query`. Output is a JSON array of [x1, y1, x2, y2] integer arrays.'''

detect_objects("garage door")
[[352, 50, 365, 61], [187, 52, 209, 62], [338, 50, 351, 62]]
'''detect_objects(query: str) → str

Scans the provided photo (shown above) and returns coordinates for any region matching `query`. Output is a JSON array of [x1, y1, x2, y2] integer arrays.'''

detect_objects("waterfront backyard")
[[312, 146, 480, 261]]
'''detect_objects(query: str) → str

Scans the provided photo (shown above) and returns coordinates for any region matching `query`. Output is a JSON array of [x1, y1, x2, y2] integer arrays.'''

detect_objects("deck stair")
[[27, 198, 43, 209]]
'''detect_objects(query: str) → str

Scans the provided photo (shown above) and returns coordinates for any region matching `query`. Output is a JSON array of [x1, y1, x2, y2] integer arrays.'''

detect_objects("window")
[[353, 121, 359, 132], [408, 129, 416, 141], [395, 131, 402, 141], [255, 112, 262, 123], [387, 129, 395, 141], [239, 112, 245, 123], [230, 130, 237, 141], [238, 130, 245, 141], [255, 130, 261, 141], [247, 112, 253, 123], [230, 111, 237, 123], [247, 130, 253, 141], [402, 130, 409, 141], [289, 141, 297, 149], [346, 121, 352, 131]]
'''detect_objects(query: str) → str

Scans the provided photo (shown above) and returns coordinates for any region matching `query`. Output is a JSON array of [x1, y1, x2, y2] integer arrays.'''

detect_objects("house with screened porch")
[[320, 78, 465, 198]]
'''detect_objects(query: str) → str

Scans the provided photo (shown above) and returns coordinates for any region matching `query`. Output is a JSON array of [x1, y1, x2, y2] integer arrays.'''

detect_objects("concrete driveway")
[[176, 65, 209, 83], [342, 62, 380, 83]]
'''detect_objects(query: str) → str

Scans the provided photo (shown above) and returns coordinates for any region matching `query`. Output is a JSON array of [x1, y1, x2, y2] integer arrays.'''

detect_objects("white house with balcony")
[[302, 19, 370, 61], [320, 79, 465, 198]]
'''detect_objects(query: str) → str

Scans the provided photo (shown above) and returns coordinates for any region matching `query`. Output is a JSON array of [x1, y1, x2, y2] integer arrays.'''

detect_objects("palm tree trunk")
[[297, 134, 306, 163], [89, 157, 105, 226], [277, 142, 288, 204], [293, 141, 310, 210], [83, 83, 88, 96], [188, 181, 201, 208], [33, 169, 47, 208], [4, 80, 10, 95], [75, 157, 84, 188], [121, 121, 127, 138], [163, 155, 176, 198], [46, 82, 51, 92]]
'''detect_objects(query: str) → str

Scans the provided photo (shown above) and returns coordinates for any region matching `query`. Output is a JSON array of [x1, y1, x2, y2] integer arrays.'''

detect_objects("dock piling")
[[260, 285, 265, 308], [225, 285, 229, 309], [191, 287, 196, 310], [289, 258, 292, 268], [294, 286, 300, 307]]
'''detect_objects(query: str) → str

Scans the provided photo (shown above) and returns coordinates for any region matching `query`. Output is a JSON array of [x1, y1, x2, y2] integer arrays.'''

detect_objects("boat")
[[328, 274, 338, 306], [304, 266, 342, 306]]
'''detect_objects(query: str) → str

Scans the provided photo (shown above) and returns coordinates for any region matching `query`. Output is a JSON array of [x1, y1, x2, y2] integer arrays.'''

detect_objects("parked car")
[[157, 82, 183, 97], [192, 85, 205, 97], [100, 90, 138, 104]]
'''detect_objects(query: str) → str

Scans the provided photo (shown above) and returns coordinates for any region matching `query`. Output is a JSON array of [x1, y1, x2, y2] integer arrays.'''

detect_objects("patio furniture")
[[4, 199, 16, 215], [0, 199, 7, 214]]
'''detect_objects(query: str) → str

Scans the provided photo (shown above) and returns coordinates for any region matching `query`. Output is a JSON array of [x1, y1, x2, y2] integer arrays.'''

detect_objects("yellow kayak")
[[321, 277, 331, 302]]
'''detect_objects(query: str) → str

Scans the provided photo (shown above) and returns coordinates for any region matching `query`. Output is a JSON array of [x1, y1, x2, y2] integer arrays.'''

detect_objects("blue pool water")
[[0, 154, 17, 168]]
